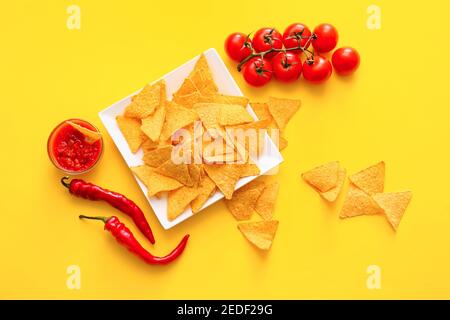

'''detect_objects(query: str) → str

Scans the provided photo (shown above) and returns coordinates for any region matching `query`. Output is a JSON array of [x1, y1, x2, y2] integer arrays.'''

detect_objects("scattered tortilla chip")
[[173, 91, 202, 109], [142, 145, 173, 167], [278, 136, 288, 150], [189, 54, 218, 96], [225, 181, 266, 220], [141, 138, 159, 153], [116, 116, 145, 153], [124, 82, 162, 119], [373, 191, 412, 231], [237, 220, 279, 250], [237, 163, 260, 177], [66, 121, 102, 143], [340, 184, 384, 218], [267, 97, 301, 131], [193, 103, 222, 132], [349, 161, 385, 195], [302, 161, 340, 192], [155, 160, 193, 186], [198, 94, 249, 107], [160, 102, 199, 141], [141, 102, 166, 142], [167, 186, 200, 221], [320, 167, 346, 202], [203, 164, 242, 199], [255, 182, 280, 220], [218, 104, 254, 126], [188, 163, 202, 187], [190, 175, 216, 213], [131, 165, 182, 197], [250, 102, 272, 122]]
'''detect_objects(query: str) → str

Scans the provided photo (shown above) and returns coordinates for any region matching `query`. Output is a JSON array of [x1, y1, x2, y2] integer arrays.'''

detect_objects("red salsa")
[[48, 119, 103, 173]]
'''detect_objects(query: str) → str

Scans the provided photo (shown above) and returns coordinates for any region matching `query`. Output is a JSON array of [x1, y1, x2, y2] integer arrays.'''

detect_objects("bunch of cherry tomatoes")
[[224, 23, 360, 87]]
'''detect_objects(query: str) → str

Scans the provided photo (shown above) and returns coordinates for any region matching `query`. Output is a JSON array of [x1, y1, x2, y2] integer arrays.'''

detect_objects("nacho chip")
[[131, 165, 182, 197], [141, 102, 166, 142], [203, 164, 242, 199], [255, 182, 280, 220], [189, 54, 218, 96], [66, 121, 102, 143], [218, 104, 254, 126], [190, 175, 216, 213], [198, 94, 249, 107], [141, 138, 159, 153], [339, 184, 384, 218], [267, 97, 301, 131], [349, 161, 385, 195], [155, 160, 193, 186], [160, 102, 199, 141], [302, 161, 340, 192], [142, 145, 173, 167], [278, 136, 288, 151], [320, 167, 346, 202], [225, 180, 266, 220], [188, 163, 202, 187], [173, 91, 202, 109], [124, 82, 162, 119], [237, 163, 260, 177], [250, 102, 272, 122], [167, 186, 200, 221], [193, 103, 222, 131], [237, 220, 279, 250], [373, 191, 412, 231], [116, 116, 145, 153]]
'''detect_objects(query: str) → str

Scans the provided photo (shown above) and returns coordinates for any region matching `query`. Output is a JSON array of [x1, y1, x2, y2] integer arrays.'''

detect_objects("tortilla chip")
[[142, 145, 173, 167], [141, 138, 159, 153], [124, 82, 162, 119], [160, 102, 199, 141], [278, 136, 288, 150], [320, 167, 346, 202], [255, 182, 280, 220], [66, 121, 102, 143], [193, 103, 222, 131], [116, 116, 145, 153], [131, 165, 182, 197], [237, 163, 260, 177], [203, 164, 242, 199], [250, 102, 272, 121], [302, 161, 340, 192], [155, 160, 193, 186], [225, 180, 266, 220], [339, 184, 384, 218], [267, 97, 301, 131], [189, 54, 218, 96], [218, 104, 254, 126], [349, 161, 385, 195], [188, 163, 202, 187], [141, 102, 166, 142], [373, 191, 412, 231], [167, 186, 200, 221], [237, 220, 279, 250], [173, 91, 202, 109], [190, 175, 216, 213], [198, 94, 249, 107], [174, 78, 198, 97]]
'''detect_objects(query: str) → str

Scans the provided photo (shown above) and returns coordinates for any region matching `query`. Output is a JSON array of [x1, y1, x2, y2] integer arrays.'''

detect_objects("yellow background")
[[1, 0, 450, 299]]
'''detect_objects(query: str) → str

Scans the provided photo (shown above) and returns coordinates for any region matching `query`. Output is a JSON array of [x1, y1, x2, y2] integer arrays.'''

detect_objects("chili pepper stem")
[[61, 176, 71, 188], [79, 215, 109, 224]]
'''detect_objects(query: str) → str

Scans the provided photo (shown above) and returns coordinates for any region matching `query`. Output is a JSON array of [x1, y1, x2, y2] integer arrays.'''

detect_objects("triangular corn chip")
[[66, 121, 102, 144], [349, 161, 385, 195], [237, 163, 260, 177], [188, 163, 202, 187], [155, 160, 193, 186], [141, 138, 158, 153], [198, 94, 249, 107], [190, 175, 216, 213], [302, 161, 340, 192], [218, 104, 254, 126], [189, 54, 218, 96], [250, 102, 272, 121], [278, 136, 288, 151], [267, 97, 301, 131], [124, 82, 162, 119], [203, 164, 242, 199], [237, 220, 279, 250], [255, 182, 280, 220], [142, 145, 173, 167], [160, 102, 198, 141], [373, 191, 412, 231], [320, 167, 346, 202], [131, 165, 182, 197], [340, 184, 384, 218], [167, 186, 200, 221], [194, 103, 223, 131], [141, 102, 166, 142], [225, 181, 266, 220], [116, 116, 145, 153]]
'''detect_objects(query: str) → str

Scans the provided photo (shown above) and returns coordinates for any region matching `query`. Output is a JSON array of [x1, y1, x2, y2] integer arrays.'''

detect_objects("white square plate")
[[99, 48, 283, 229]]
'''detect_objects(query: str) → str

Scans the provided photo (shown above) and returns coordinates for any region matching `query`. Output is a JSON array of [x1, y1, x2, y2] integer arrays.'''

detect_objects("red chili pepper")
[[61, 177, 155, 244], [79, 215, 189, 265]]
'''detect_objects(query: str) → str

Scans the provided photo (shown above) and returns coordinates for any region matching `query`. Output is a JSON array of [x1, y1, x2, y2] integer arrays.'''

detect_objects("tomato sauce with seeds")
[[49, 120, 102, 172]]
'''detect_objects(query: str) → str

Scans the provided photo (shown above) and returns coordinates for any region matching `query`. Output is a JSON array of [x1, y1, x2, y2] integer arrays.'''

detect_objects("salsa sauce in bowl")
[[48, 119, 103, 174]]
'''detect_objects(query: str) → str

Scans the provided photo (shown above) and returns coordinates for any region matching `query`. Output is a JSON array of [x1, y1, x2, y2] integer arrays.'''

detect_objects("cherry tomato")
[[272, 52, 302, 82], [252, 28, 283, 58], [242, 57, 273, 87], [282, 23, 312, 53], [224, 32, 252, 62], [312, 23, 339, 53], [332, 47, 360, 76], [302, 56, 332, 84]]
